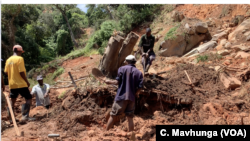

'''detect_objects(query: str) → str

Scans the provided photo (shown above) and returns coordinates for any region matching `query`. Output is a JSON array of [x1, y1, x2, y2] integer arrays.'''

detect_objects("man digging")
[[104, 55, 143, 137], [135, 28, 156, 75], [4, 45, 35, 123], [31, 75, 51, 109]]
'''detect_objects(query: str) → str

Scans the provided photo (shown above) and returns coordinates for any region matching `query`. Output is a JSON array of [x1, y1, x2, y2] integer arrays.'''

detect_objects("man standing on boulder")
[[4, 45, 35, 123], [135, 28, 155, 75], [104, 55, 143, 132], [31, 75, 51, 109]]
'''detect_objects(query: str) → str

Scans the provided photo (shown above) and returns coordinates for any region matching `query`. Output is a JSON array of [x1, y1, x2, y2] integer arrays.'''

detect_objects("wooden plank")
[[3, 92, 21, 136]]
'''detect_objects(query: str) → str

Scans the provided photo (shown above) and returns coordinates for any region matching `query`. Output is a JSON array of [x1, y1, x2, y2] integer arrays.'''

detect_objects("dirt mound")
[[144, 64, 226, 106]]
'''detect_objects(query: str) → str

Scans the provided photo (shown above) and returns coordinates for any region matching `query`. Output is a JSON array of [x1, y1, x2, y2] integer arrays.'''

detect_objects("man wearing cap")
[[4, 45, 35, 123], [135, 28, 155, 75], [104, 55, 143, 132], [31, 75, 51, 109]]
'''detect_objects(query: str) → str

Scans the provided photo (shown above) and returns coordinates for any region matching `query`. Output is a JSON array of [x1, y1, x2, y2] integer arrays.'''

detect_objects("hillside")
[[2, 4, 250, 141]]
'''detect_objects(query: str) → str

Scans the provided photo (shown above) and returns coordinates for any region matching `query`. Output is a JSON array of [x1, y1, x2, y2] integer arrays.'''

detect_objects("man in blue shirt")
[[104, 55, 143, 132]]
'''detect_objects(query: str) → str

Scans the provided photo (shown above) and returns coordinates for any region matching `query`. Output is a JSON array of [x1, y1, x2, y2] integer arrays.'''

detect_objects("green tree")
[[53, 4, 79, 47]]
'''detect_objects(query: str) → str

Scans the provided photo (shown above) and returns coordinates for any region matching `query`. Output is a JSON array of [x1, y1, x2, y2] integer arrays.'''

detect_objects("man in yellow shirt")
[[4, 45, 35, 123]]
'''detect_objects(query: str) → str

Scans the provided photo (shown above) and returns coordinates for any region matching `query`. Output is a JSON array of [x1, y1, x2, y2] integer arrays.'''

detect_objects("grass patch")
[[52, 67, 64, 80], [58, 91, 66, 99], [165, 5, 175, 13], [164, 23, 181, 40], [42, 64, 49, 70], [62, 47, 99, 61], [196, 55, 208, 63]]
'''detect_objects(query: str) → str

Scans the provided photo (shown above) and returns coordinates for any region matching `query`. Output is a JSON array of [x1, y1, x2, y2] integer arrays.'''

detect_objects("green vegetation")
[[164, 23, 181, 40], [58, 91, 66, 99], [1, 4, 164, 81], [196, 55, 208, 63], [52, 67, 64, 79]]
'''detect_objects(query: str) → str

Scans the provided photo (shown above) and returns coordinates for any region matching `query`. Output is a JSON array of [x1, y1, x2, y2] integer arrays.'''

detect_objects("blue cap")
[[1, 59, 3, 61]]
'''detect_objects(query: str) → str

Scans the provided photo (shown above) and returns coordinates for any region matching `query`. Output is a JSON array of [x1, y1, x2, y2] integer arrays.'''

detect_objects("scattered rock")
[[235, 51, 250, 59], [88, 130, 96, 137], [90, 56, 93, 59], [171, 11, 185, 22], [214, 66, 221, 72], [212, 31, 228, 41], [230, 53, 237, 58], [232, 45, 250, 52], [220, 73, 241, 90], [247, 35, 250, 41], [220, 39, 227, 46], [224, 42, 232, 48], [216, 44, 224, 50], [217, 50, 230, 56], [223, 60, 231, 66], [229, 19, 250, 41], [195, 22, 208, 33]]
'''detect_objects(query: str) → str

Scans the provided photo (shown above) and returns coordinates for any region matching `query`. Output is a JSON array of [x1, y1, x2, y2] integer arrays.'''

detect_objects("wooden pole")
[[184, 70, 192, 84], [3, 92, 21, 136]]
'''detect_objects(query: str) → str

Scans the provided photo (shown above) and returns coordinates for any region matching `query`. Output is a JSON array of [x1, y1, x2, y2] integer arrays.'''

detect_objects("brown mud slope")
[[4, 64, 250, 141]]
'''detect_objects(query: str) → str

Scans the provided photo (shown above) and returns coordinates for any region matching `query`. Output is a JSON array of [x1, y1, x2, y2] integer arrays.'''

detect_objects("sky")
[[77, 4, 88, 13]]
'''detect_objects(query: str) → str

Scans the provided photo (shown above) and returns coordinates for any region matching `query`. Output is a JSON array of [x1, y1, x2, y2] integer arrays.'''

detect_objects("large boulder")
[[195, 22, 208, 34], [159, 18, 211, 57], [229, 19, 250, 42], [171, 11, 185, 22], [159, 35, 187, 57]]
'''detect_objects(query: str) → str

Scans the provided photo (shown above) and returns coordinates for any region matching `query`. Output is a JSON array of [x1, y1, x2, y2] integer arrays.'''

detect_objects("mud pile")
[[144, 64, 226, 107]]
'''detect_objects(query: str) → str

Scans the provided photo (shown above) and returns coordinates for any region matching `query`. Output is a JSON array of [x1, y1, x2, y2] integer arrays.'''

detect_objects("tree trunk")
[[54, 5, 78, 48], [98, 35, 124, 78], [107, 5, 114, 20], [117, 32, 139, 68], [61, 12, 79, 48]]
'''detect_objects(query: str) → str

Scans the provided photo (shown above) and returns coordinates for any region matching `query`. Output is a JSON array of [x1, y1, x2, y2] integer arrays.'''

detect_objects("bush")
[[84, 20, 119, 55]]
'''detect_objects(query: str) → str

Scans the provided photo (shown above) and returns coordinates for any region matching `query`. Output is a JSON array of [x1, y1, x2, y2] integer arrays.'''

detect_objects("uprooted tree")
[[98, 32, 139, 78]]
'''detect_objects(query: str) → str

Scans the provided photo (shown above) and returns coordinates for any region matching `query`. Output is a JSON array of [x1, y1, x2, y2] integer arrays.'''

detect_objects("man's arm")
[[136, 72, 144, 97], [1, 73, 5, 91], [19, 58, 30, 87], [138, 35, 146, 55], [20, 72, 30, 87], [44, 85, 50, 97], [104, 79, 119, 85], [30, 86, 36, 97]]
